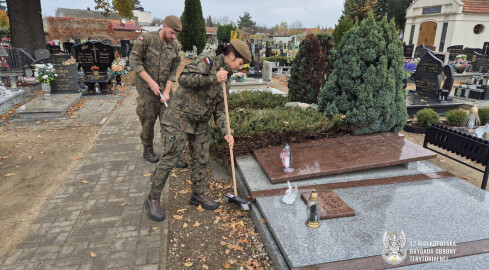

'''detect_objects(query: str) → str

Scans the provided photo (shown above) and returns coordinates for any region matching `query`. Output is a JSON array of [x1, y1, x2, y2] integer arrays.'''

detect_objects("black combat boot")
[[143, 147, 159, 163], [176, 160, 188, 168], [144, 195, 164, 221], [189, 192, 219, 210]]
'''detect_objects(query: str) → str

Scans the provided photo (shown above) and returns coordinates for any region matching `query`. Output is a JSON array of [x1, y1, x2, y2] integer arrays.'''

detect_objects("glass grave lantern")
[[306, 190, 321, 228]]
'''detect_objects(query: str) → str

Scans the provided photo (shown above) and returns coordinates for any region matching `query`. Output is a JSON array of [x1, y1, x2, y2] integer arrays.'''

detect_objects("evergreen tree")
[[179, 0, 207, 54], [217, 24, 235, 43], [237, 12, 256, 33], [318, 13, 407, 134], [287, 33, 335, 104], [206, 15, 214, 27], [377, 0, 413, 30], [342, 0, 379, 23], [332, 17, 354, 48]]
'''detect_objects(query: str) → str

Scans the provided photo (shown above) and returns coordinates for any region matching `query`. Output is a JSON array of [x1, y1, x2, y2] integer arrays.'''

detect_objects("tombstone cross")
[[484, 43, 489, 55], [91, 45, 98, 63]]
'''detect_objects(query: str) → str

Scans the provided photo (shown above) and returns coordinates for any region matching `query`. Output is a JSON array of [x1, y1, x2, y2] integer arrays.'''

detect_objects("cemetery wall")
[[44, 17, 140, 44]]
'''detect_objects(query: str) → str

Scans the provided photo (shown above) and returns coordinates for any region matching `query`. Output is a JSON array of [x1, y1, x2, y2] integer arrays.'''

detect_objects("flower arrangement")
[[231, 72, 246, 82], [241, 64, 250, 71], [33, 63, 57, 83], [108, 59, 128, 77], [0, 56, 10, 71], [62, 56, 76, 65], [403, 58, 419, 79], [452, 54, 471, 73], [91, 65, 100, 71]]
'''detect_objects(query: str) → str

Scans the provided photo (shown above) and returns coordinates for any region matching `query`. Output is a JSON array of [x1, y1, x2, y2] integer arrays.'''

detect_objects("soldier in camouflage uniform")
[[144, 40, 252, 221], [129, 15, 187, 168]]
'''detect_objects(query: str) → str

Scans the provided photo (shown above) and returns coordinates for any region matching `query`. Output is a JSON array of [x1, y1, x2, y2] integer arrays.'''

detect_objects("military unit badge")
[[382, 230, 407, 265]]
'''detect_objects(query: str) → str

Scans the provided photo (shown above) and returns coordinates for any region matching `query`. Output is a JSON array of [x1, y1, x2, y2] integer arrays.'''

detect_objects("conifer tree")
[[178, 0, 207, 54], [287, 33, 335, 104], [318, 13, 407, 134]]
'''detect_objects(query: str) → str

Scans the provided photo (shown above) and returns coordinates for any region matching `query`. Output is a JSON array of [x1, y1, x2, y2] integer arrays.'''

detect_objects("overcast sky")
[[40, 0, 345, 28]]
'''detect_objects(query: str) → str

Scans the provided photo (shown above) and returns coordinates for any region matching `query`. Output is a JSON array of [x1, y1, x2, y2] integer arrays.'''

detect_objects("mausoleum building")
[[403, 0, 489, 52]]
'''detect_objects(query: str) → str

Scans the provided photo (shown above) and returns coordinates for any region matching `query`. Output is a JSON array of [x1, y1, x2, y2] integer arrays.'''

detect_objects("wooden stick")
[[221, 81, 238, 196]]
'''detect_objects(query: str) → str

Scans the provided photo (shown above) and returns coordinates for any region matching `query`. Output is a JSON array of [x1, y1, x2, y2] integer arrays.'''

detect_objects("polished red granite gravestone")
[[301, 190, 355, 220], [252, 132, 436, 184]]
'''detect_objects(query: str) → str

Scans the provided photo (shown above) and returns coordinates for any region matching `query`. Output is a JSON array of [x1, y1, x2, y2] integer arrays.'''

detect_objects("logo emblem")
[[382, 230, 407, 265]]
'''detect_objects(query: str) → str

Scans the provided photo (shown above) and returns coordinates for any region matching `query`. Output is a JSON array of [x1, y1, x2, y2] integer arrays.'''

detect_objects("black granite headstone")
[[63, 42, 75, 55], [51, 64, 79, 93], [414, 51, 443, 93], [32, 57, 52, 65], [414, 44, 425, 58], [404, 44, 414, 58], [447, 45, 463, 61], [472, 52, 489, 73], [73, 41, 115, 72], [74, 38, 81, 44], [47, 45, 61, 54], [34, 49, 50, 60], [463, 47, 483, 62], [11, 48, 34, 69], [483, 42, 489, 55], [51, 54, 70, 65], [416, 48, 432, 60], [120, 39, 131, 48]]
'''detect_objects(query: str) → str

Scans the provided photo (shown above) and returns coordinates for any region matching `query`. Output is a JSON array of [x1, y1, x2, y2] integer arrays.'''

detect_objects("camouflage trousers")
[[136, 85, 166, 149], [149, 124, 210, 198]]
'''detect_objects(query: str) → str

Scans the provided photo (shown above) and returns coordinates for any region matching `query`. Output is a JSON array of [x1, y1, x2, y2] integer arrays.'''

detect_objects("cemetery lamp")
[[9, 75, 17, 89], [306, 190, 321, 228]]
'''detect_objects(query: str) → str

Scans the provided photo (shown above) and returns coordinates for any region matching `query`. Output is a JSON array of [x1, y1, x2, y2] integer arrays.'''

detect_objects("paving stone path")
[[0, 88, 169, 270]]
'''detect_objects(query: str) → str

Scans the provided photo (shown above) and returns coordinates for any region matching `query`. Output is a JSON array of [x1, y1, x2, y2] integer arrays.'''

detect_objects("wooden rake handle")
[[221, 81, 238, 196]]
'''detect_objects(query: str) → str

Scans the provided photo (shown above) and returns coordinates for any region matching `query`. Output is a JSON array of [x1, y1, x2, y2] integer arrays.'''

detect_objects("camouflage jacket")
[[161, 54, 232, 135], [129, 31, 181, 89]]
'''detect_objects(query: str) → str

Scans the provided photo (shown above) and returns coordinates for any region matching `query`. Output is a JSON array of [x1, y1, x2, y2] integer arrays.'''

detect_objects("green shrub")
[[259, 56, 288, 68], [228, 91, 287, 110], [287, 33, 335, 104], [415, 108, 440, 127], [178, 0, 207, 54], [478, 108, 489, 125], [210, 107, 342, 162], [445, 109, 467, 126], [318, 13, 408, 134]]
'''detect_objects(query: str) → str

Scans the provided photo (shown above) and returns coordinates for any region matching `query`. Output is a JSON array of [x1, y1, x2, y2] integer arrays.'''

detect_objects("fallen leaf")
[[223, 261, 231, 269], [173, 215, 183, 220], [80, 180, 89, 184], [202, 264, 209, 269], [197, 205, 204, 212], [116, 177, 123, 181], [176, 208, 187, 213], [261, 218, 266, 223], [6, 236, 11, 240], [193, 221, 201, 227], [183, 223, 188, 228], [461, 176, 470, 180], [183, 262, 193, 267], [214, 217, 221, 224], [0, 156, 8, 160], [144, 173, 152, 177], [120, 202, 126, 206], [229, 259, 237, 264], [152, 226, 158, 231], [75, 156, 85, 160], [200, 243, 205, 246], [28, 156, 33, 160], [225, 249, 230, 254], [90, 252, 96, 258], [5, 173, 15, 177], [121, 136, 125, 139]]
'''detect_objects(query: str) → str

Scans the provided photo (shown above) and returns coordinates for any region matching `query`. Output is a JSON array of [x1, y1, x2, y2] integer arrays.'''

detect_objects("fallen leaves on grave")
[[90, 252, 96, 258]]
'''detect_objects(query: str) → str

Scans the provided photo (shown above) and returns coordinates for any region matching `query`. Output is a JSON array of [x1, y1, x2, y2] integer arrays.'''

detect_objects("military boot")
[[189, 192, 219, 210], [176, 160, 188, 168], [144, 195, 164, 221], [143, 147, 159, 163]]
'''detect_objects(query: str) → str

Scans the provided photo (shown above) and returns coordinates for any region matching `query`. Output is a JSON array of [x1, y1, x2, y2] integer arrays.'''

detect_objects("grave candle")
[[306, 190, 321, 228]]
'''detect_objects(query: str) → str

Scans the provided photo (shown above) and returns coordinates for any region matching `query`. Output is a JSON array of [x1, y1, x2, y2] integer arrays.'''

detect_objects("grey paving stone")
[[107, 251, 135, 268]]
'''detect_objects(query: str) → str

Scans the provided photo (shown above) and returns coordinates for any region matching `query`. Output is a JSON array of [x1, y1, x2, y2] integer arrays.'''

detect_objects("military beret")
[[230, 40, 252, 64], [164, 15, 182, 32]]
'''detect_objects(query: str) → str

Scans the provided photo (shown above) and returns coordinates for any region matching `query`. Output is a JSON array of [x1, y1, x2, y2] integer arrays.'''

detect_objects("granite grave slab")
[[252, 133, 436, 184], [15, 93, 82, 118]]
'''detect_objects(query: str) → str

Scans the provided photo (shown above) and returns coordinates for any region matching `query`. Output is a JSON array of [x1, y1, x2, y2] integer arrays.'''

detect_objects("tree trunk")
[[7, 0, 46, 52]]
